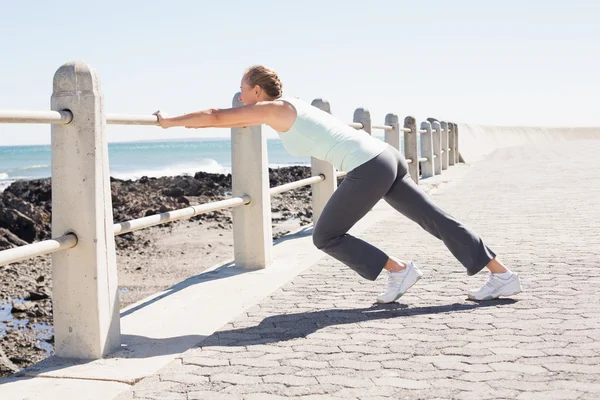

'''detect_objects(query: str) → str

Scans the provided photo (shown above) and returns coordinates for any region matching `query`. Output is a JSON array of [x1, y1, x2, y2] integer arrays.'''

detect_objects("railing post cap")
[[440, 121, 448, 128], [403, 116, 416, 125], [430, 120, 441, 129], [232, 92, 243, 108], [420, 120, 432, 129], [53, 61, 99, 94], [385, 113, 399, 124], [353, 108, 370, 119], [311, 98, 331, 113]]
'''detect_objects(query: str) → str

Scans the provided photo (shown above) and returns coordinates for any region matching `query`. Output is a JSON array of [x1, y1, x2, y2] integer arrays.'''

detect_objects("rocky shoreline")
[[0, 166, 323, 377]]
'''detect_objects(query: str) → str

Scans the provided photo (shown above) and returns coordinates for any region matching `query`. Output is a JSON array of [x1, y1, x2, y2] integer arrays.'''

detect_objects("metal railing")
[[0, 110, 73, 125], [0, 233, 77, 266], [113, 195, 250, 236], [107, 113, 160, 126], [0, 61, 460, 360]]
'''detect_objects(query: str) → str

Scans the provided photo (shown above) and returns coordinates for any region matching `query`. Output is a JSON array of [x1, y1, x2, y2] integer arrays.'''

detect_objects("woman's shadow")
[[187, 299, 517, 348]]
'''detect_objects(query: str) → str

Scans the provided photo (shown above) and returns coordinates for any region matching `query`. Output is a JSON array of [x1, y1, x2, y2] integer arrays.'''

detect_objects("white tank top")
[[275, 97, 387, 171]]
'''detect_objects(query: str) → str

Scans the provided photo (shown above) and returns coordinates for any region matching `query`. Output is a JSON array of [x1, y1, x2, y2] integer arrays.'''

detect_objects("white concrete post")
[[231, 93, 272, 268], [431, 121, 442, 175], [403, 116, 419, 183], [384, 113, 401, 151], [448, 122, 456, 166], [51, 62, 120, 358], [420, 121, 434, 179], [453, 123, 461, 163], [353, 108, 371, 134], [310, 99, 337, 224], [440, 121, 449, 170]]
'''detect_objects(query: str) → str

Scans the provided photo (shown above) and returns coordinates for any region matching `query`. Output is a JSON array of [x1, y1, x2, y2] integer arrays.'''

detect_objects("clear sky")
[[1, 0, 599, 146]]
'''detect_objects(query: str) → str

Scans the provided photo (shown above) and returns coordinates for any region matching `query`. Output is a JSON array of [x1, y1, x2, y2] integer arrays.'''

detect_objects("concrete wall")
[[456, 124, 600, 163]]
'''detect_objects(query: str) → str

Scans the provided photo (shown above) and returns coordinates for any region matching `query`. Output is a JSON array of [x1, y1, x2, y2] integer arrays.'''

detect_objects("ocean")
[[0, 134, 399, 192]]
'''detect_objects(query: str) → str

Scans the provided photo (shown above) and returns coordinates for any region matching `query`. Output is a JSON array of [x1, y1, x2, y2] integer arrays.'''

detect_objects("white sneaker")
[[468, 273, 522, 301], [376, 261, 423, 303]]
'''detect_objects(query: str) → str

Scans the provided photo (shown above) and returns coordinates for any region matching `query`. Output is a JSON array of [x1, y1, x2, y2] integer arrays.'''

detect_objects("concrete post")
[[231, 93, 272, 268], [310, 99, 337, 224], [431, 121, 442, 175], [51, 62, 120, 358], [384, 113, 401, 151], [453, 123, 461, 163], [353, 108, 371, 134], [403, 116, 419, 183], [420, 121, 434, 179], [440, 121, 449, 170], [448, 122, 456, 166]]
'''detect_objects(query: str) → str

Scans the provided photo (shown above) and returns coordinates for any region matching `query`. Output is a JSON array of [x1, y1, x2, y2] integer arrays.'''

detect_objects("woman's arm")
[[154, 102, 277, 129]]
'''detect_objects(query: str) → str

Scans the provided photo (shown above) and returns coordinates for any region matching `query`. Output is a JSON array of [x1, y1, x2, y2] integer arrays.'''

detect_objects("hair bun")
[[244, 65, 282, 99]]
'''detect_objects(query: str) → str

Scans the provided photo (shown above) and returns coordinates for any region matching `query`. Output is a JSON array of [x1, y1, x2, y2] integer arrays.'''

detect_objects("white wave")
[[14, 164, 50, 171], [110, 160, 231, 180], [0, 173, 8, 180], [0, 180, 14, 193]]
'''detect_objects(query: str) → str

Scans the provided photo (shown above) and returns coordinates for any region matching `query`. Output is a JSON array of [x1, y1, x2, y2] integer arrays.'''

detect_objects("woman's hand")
[[153, 110, 170, 129]]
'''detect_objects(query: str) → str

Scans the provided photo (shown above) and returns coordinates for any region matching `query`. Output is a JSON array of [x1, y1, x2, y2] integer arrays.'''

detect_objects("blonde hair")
[[243, 65, 283, 99]]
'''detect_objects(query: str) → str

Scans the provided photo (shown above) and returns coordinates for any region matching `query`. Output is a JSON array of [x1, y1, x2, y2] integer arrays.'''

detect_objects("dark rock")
[[0, 208, 38, 243], [162, 187, 185, 197], [25, 288, 50, 301], [0, 227, 28, 249], [11, 301, 35, 313]]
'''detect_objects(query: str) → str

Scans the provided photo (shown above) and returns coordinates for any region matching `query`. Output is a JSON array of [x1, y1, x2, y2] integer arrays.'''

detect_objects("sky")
[[1, 0, 599, 146]]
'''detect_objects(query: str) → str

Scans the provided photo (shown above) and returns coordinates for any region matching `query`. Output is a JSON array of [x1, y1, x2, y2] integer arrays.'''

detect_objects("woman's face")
[[239, 78, 260, 105]]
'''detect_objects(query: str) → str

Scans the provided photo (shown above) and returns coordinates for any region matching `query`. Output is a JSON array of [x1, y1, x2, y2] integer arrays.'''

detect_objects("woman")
[[154, 65, 522, 303]]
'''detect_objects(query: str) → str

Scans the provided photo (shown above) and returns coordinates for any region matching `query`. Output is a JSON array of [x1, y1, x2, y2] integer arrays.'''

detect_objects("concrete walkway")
[[116, 141, 600, 400]]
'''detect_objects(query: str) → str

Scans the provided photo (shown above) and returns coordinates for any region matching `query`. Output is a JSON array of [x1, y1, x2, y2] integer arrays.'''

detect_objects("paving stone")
[[328, 359, 382, 371], [210, 373, 263, 385], [316, 375, 374, 388], [182, 356, 230, 367], [262, 375, 319, 386], [543, 363, 600, 374], [159, 373, 209, 385], [133, 392, 186, 400], [188, 391, 238, 400], [516, 390, 583, 400], [229, 358, 280, 368], [372, 377, 431, 389]]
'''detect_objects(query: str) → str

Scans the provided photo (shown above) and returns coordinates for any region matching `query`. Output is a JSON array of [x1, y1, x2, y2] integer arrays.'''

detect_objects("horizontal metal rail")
[[270, 175, 324, 196], [347, 122, 363, 129], [407, 159, 413, 164], [401, 128, 411, 133], [419, 129, 428, 134], [372, 124, 393, 131], [418, 157, 428, 162], [0, 110, 73, 125], [107, 113, 160, 126], [0, 233, 77, 267], [114, 195, 250, 236], [336, 171, 348, 178]]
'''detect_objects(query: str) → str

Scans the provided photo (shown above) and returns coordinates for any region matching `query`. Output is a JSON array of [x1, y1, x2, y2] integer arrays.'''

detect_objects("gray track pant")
[[312, 145, 496, 281]]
